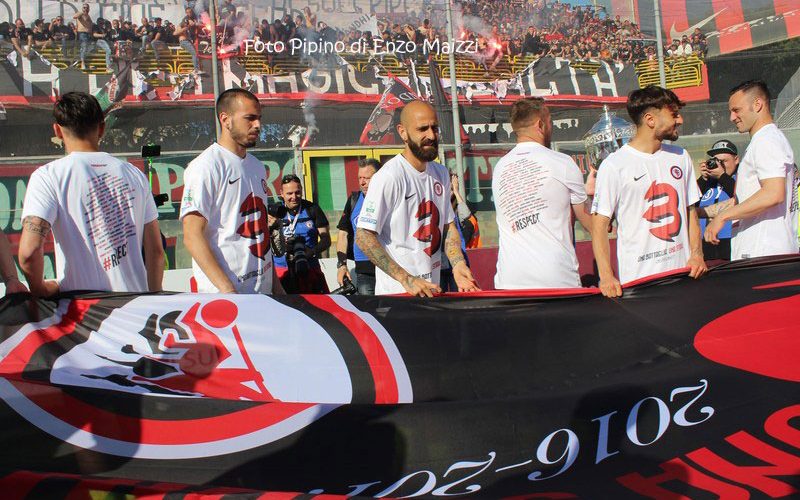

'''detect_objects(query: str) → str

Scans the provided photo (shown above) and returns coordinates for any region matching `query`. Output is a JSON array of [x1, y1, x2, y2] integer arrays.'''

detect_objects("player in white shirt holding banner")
[[180, 88, 283, 294], [493, 97, 592, 289], [591, 86, 707, 298], [355, 101, 480, 296], [19, 92, 164, 296], [705, 80, 799, 259]]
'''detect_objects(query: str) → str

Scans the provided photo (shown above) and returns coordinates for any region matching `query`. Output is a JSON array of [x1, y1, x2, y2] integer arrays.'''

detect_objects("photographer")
[[273, 174, 331, 294], [697, 140, 739, 260]]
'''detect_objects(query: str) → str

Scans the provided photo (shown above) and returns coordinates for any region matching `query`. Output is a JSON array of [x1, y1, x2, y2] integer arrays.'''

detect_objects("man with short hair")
[[705, 80, 799, 259], [273, 174, 331, 294], [19, 92, 164, 296], [175, 8, 200, 71], [355, 101, 480, 296], [696, 139, 739, 260], [181, 88, 282, 294], [591, 85, 706, 298], [336, 158, 381, 295], [73, 3, 93, 69], [493, 97, 592, 289]]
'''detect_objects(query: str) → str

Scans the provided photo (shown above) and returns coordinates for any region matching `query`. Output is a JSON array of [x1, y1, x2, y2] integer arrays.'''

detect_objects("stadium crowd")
[[0, 0, 708, 72]]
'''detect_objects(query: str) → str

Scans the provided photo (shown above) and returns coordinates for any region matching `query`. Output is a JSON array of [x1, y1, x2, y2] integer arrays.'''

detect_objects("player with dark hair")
[[591, 85, 706, 297], [705, 79, 799, 260], [181, 88, 283, 294], [19, 92, 164, 296]]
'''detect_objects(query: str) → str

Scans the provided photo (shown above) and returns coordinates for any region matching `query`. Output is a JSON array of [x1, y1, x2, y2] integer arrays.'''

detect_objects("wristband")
[[337, 261, 347, 269]]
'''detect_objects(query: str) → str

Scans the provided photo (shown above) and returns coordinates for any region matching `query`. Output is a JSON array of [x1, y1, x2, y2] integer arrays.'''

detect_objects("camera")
[[706, 157, 721, 170], [285, 235, 309, 276], [331, 276, 357, 295], [267, 203, 287, 220]]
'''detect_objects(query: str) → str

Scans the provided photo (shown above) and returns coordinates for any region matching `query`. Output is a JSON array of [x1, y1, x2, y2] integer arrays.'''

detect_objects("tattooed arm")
[[355, 227, 441, 297], [696, 198, 735, 219], [18, 216, 59, 297], [443, 221, 480, 292]]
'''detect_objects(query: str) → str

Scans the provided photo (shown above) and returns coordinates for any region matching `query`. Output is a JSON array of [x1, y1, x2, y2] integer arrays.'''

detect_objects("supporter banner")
[[0, 0, 184, 25], [641, 0, 800, 57], [0, 56, 641, 103], [0, 258, 797, 497]]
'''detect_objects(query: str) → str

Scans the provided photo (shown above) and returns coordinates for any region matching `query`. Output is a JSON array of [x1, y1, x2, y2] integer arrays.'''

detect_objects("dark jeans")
[[354, 271, 375, 296]]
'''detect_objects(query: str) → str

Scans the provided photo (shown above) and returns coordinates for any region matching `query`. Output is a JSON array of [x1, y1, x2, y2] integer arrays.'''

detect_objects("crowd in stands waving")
[[0, 0, 709, 73]]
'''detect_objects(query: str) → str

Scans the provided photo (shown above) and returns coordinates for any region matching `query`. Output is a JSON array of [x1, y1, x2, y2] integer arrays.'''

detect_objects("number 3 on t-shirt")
[[413, 199, 442, 257]]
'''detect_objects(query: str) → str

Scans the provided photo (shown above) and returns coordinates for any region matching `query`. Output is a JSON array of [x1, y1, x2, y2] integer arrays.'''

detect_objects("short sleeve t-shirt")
[[591, 143, 701, 284], [21, 152, 158, 292], [356, 154, 454, 295], [731, 124, 799, 260], [493, 142, 587, 289], [180, 143, 273, 294]]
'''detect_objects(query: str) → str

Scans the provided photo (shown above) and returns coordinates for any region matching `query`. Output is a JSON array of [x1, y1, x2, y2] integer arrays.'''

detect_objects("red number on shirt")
[[236, 194, 269, 259], [642, 181, 682, 242], [413, 199, 442, 257]]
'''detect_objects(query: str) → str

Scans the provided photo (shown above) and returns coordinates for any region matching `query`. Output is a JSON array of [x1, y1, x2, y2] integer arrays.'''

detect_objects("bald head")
[[398, 101, 439, 165]]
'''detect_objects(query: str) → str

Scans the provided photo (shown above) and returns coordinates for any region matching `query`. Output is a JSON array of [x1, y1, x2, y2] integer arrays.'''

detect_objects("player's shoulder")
[[427, 160, 449, 179], [187, 143, 221, 171], [660, 143, 687, 158]]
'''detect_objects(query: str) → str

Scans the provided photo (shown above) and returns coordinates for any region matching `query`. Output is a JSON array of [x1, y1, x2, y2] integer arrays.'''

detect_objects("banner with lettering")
[[0, 256, 797, 497]]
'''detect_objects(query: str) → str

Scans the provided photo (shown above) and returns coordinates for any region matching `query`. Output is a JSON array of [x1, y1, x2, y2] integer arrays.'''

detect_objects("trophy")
[[583, 105, 636, 169]]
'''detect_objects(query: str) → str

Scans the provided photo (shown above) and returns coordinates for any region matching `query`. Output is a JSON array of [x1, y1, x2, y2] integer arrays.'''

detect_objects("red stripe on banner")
[[753, 278, 800, 289], [673, 64, 711, 102], [12, 378, 315, 444], [0, 471, 44, 498], [774, 0, 800, 38], [712, 0, 752, 54], [660, 0, 690, 45], [302, 295, 400, 404]]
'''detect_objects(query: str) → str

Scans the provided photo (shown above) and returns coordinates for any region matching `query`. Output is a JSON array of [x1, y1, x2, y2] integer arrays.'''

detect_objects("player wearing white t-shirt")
[[493, 98, 592, 289], [181, 89, 282, 294], [591, 86, 706, 297], [355, 101, 479, 296], [19, 92, 164, 296], [705, 80, 799, 259]]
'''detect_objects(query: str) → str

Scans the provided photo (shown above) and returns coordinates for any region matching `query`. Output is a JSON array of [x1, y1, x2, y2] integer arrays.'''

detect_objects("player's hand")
[[337, 265, 350, 286], [687, 254, 707, 279], [453, 262, 480, 292], [598, 276, 622, 298], [403, 275, 441, 298], [704, 217, 724, 245], [4, 278, 28, 295], [267, 214, 279, 230], [450, 172, 459, 193], [584, 165, 597, 197]]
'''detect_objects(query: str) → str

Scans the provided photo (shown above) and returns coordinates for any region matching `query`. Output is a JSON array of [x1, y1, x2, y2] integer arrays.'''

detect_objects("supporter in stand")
[[175, 8, 200, 71], [150, 18, 169, 65], [31, 19, 52, 51], [73, 3, 93, 69], [91, 18, 113, 71], [18, 92, 164, 296], [10, 18, 33, 59]]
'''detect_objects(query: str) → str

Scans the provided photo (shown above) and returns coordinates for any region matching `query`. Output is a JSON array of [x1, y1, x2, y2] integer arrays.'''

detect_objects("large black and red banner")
[[0, 257, 798, 497]]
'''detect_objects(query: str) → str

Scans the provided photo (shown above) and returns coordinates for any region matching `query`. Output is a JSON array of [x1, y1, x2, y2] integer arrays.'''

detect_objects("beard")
[[407, 136, 439, 162], [231, 125, 258, 148]]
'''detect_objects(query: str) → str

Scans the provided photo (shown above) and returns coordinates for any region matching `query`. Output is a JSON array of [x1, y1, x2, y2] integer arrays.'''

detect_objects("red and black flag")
[[632, 0, 800, 57], [359, 76, 418, 145]]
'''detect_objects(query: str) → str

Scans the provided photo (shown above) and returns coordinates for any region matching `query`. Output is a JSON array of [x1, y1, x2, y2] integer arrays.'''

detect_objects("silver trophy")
[[583, 105, 636, 168]]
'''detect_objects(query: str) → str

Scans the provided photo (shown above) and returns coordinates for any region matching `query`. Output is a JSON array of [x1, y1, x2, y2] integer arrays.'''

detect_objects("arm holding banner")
[[355, 227, 441, 297], [18, 217, 59, 297], [591, 214, 621, 298], [687, 206, 707, 278], [0, 231, 26, 295]]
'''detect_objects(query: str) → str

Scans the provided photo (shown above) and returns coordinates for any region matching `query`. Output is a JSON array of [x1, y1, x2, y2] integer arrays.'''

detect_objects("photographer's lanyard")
[[287, 209, 301, 235]]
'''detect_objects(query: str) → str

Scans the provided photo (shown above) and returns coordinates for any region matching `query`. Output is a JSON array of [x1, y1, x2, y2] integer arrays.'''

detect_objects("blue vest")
[[699, 176, 734, 240], [350, 193, 369, 262], [274, 203, 321, 269]]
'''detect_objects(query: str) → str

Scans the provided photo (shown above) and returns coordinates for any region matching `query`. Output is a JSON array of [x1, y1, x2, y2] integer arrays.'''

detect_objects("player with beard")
[[493, 97, 592, 289], [181, 89, 283, 294], [355, 101, 480, 296], [591, 85, 706, 297]]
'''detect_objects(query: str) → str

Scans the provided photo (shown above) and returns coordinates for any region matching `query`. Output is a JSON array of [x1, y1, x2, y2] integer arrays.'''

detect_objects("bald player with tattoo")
[[19, 92, 164, 297], [355, 101, 480, 296]]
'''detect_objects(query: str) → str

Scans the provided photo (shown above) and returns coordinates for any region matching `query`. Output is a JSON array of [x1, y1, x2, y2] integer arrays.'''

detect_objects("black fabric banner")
[[0, 257, 798, 497]]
